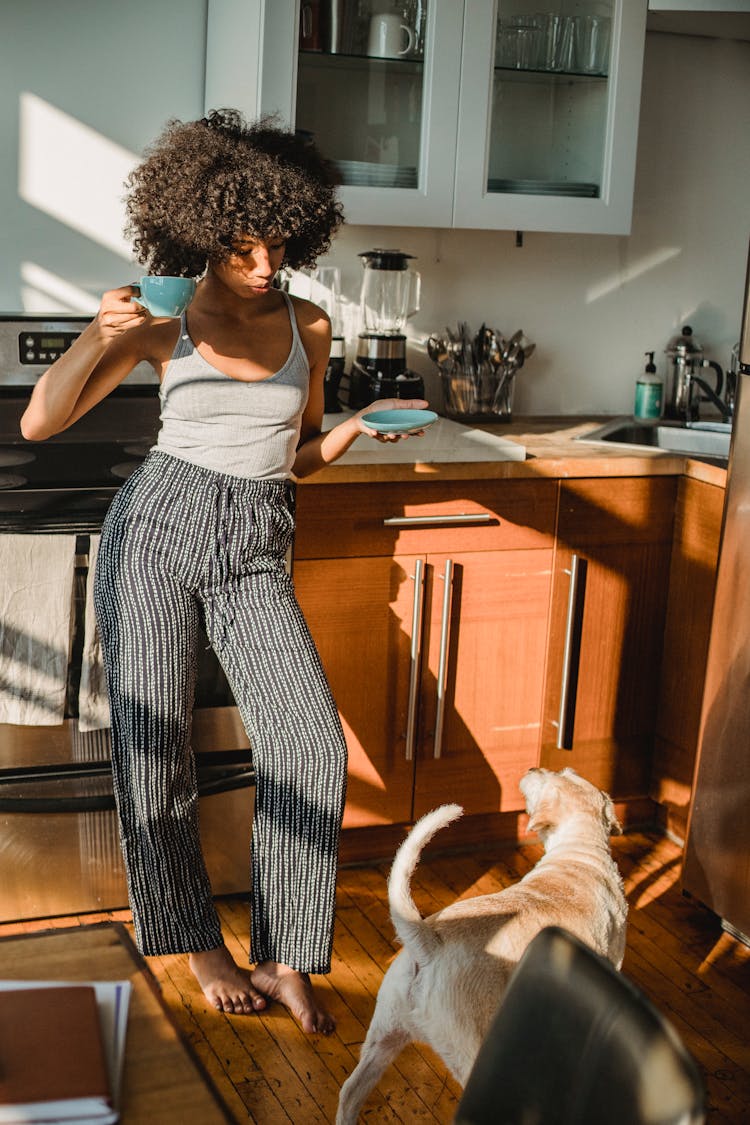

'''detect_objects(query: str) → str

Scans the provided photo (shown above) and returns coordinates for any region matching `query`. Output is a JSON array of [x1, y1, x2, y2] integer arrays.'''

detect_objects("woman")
[[20, 110, 427, 1034]]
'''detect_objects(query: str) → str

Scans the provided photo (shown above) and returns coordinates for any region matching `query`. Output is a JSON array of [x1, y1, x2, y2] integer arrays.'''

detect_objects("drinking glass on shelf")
[[577, 14, 611, 75], [555, 15, 577, 72], [496, 17, 542, 70], [538, 13, 561, 71]]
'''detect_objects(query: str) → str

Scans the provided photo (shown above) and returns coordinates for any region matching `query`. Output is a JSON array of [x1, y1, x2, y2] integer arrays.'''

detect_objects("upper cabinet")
[[646, 1, 750, 41], [455, 0, 648, 233], [206, 0, 648, 234]]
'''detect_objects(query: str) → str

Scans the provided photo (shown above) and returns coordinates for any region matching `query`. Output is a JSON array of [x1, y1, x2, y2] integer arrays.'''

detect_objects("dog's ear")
[[603, 792, 622, 836]]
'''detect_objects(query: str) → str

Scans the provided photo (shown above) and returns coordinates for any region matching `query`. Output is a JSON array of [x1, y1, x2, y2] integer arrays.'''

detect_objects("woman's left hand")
[[355, 398, 430, 443]]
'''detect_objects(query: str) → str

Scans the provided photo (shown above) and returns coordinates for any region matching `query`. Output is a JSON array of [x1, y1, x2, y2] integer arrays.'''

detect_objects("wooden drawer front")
[[558, 477, 678, 547], [294, 479, 557, 559]]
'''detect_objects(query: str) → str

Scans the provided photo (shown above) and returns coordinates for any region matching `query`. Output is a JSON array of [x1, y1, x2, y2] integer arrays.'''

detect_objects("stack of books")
[[0, 980, 131, 1124]]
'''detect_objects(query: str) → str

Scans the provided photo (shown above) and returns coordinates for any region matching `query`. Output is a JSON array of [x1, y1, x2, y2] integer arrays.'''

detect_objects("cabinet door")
[[250, 0, 464, 227], [540, 477, 676, 796], [293, 554, 421, 828], [413, 547, 553, 818], [453, 0, 648, 233], [651, 477, 723, 837]]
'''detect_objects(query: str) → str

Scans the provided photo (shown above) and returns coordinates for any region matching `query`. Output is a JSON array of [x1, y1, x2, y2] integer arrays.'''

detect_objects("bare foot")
[[188, 945, 268, 1015], [250, 961, 335, 1035]]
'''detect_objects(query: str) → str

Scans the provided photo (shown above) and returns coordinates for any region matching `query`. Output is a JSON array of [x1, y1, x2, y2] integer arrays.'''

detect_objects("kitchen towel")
[[0, 534, 76, 725], [78, 533, 111, 731]]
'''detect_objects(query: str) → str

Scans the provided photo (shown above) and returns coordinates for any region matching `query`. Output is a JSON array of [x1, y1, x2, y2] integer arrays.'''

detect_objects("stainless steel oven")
[[0, 315, 253, 922]]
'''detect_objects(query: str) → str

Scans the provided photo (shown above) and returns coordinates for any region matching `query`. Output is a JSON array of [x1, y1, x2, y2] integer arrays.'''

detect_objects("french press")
[[664, 325, 723, 421]]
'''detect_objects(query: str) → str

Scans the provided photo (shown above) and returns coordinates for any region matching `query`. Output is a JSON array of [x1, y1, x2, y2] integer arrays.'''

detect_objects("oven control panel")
[[0, 316, 158, 386], [19, 330, 79, 365]]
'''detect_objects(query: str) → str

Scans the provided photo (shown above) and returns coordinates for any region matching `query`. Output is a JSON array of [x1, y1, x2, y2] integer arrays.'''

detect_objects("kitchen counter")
[[299, 414, 727, 487]]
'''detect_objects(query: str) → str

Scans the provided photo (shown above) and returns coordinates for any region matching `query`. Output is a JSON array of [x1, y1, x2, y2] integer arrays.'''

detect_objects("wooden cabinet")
[[540, 476, 677, 800], [650, 476, 724, 840], [293, 479, 556, 832], [207, 0, 648, 233]]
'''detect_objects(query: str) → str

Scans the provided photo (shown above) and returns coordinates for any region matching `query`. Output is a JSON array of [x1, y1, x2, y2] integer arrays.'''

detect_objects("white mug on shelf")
[[368, 12, 414, 59]]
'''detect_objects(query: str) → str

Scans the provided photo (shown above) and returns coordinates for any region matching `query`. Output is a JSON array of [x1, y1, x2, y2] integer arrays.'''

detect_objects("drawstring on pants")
[[212, 480, 238, 651]]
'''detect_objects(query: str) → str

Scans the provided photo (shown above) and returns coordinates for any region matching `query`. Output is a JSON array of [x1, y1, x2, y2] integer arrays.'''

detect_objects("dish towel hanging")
[[0, 535, 76, 725], [78, 533, 111, 731]]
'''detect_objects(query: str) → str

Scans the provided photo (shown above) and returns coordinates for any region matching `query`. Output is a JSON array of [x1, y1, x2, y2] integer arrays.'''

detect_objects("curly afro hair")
[[124, 109, 344, 277]]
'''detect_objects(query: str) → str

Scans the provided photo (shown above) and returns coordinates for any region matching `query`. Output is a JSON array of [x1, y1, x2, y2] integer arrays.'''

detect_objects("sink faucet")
[[689, 370, 733, 423]]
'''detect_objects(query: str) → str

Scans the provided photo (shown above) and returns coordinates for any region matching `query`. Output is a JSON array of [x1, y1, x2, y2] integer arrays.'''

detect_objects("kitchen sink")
[[577, 419, 732, 465]]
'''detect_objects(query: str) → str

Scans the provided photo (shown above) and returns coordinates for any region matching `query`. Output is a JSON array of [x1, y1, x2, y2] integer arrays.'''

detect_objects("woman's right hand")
[[92, 285, 149, 342], [20, 285, 150, 441]]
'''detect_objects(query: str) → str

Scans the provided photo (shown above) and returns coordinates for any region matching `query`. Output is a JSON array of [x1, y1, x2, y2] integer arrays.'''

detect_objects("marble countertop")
[[299, 413, 727, 488], [322, 411, 527, 465]]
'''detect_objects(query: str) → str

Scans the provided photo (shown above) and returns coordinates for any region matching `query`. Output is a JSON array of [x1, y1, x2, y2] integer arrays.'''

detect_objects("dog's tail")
[[388, 803, 463, 961]]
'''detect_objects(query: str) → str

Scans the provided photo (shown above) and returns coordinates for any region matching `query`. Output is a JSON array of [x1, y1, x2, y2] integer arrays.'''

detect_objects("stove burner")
[[0, 447, 36, 468], [0, 473, 28, 490], [110, 462, 142, 481], [123, 443, 153, 457]]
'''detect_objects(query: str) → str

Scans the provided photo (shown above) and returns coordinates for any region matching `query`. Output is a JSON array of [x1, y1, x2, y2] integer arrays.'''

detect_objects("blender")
[[348, 249, 424, 407]]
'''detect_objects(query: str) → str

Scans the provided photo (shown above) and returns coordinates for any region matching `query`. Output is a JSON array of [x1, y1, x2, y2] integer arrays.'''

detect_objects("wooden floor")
[[2, 830, 749, 1122]]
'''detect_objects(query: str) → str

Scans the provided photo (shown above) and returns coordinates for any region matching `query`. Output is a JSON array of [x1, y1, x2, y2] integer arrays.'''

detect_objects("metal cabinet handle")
[[433, 558, 454, 760], [405, 558, 426, 762], [555, 554, 587, 750], [383, 513, 494, 527]]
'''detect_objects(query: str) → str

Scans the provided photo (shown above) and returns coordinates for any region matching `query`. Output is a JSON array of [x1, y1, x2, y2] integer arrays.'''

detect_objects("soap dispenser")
[[634, 351, 663, 420]]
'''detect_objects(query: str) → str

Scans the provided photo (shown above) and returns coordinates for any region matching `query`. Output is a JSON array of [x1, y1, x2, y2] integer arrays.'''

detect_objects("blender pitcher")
[[359, 249, 421, 335]]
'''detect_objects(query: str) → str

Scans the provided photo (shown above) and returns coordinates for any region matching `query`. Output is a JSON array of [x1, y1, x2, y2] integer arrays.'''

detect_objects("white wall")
[[0, 13, 748, 416], [0, 0, 207, 314]]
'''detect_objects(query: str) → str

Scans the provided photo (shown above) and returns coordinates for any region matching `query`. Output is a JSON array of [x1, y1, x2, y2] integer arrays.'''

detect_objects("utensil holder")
[[440, 367, 515, 422]]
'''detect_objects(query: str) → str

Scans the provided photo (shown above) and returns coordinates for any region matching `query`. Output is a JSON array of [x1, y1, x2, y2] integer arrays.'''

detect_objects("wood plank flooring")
[[2, 830, 749, 1122]]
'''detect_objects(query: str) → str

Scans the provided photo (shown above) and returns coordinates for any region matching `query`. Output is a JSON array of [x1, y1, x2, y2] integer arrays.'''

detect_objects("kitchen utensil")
[[427, 335, 449, 366], [361, 408, 438, 433], [428, 322, 534, 422], [664, 325, 724, 421]]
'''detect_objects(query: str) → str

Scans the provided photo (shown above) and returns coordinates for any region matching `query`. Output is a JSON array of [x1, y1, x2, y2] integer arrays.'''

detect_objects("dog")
[[335, 766, 628, 1124]]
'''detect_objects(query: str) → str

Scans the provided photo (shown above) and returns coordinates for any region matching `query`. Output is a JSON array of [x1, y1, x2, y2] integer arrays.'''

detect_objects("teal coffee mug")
[[134, 275, 196, 317]]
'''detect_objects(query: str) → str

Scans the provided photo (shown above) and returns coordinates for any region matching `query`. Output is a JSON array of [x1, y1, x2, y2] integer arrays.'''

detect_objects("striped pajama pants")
[[94, 450, 347, 971]]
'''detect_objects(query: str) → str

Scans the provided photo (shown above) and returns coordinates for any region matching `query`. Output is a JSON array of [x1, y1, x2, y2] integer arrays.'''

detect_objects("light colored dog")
[[336, 766, 628, 1124]]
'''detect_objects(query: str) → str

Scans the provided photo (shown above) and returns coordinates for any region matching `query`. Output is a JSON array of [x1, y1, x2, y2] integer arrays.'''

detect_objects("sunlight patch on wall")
[[18, 93, 137, 259], [586, 246, 682, 303], [21, 261, 99, 314]]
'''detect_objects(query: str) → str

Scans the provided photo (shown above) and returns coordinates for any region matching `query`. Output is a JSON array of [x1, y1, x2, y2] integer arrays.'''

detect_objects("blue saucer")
[[362, 409, 438, 434]]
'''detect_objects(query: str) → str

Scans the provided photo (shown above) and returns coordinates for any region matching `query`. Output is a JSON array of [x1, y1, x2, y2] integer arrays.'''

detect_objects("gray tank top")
[[155, 291, 310, 479]]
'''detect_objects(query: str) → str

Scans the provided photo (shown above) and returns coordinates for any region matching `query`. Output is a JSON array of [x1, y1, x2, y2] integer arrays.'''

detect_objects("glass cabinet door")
[[296, 2, 428, 190], [454, 0, 647, 233], [489, 2, 613, 198], [257, 0, 464, 227]]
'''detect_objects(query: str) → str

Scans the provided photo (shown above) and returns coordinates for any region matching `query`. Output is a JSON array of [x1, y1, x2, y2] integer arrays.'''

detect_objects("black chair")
[[455, 926, 705, 1125]]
